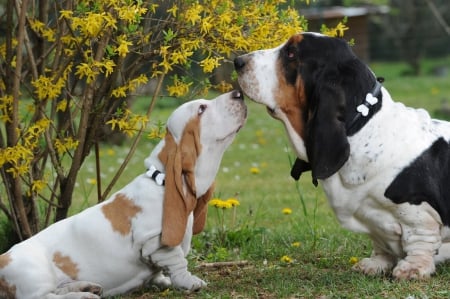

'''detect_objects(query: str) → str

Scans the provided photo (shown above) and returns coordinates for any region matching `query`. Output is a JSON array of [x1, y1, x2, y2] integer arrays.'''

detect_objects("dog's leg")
[[352, 242, 396, 276], [150, 246, 206, 291], [45, 281, 103, 299], [434, 242, 450, 264], [393, 224, 441, 279]]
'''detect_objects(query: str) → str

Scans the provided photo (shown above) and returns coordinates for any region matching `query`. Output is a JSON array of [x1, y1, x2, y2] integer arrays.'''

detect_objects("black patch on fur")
[[385, 138, 450, 226]]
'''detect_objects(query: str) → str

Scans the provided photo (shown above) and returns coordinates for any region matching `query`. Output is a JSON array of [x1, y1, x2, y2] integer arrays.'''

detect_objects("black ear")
[[306, 81, 350, 180]]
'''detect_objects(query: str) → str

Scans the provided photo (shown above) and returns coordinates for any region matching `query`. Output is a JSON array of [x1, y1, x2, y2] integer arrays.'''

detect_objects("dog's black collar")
[[346, 77, 384, 136], [146, 165, 165, 186]]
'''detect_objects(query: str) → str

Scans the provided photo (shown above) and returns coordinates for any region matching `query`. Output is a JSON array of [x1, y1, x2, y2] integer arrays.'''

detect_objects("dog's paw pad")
[[172, 274, 207, 291], [352, 257, 392, 276], [393, 258, 434, 280]]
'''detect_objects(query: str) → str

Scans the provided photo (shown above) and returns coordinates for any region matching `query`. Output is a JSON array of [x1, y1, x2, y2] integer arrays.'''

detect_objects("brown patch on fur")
[[274, 51, 308, 139], [102, 193, 142, 235], [288, 33, 304, 44], [0, 277, 16, 299], [193, 183, 215, 234], [0, 253, 11, 269], [158, 117, 206, 247], [53, 251, 79, 280]]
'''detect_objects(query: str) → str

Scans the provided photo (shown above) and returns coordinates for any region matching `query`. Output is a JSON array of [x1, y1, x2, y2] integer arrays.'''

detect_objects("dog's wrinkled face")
[[167, 90, 247, 149]]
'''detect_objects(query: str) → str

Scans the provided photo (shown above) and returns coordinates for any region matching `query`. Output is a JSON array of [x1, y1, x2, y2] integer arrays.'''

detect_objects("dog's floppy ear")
[[305, 80, 350, 181], [192, 183, 215, 235], [158, 118, 202, 247]]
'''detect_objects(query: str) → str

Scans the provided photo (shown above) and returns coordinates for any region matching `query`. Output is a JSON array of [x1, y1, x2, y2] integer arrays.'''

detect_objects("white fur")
[[0, 91, 247, 298], [236, 36, 450, 279]]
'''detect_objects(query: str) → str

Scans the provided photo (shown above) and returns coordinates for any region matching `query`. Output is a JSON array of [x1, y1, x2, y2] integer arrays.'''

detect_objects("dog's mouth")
[[216, 122, 245, 142]]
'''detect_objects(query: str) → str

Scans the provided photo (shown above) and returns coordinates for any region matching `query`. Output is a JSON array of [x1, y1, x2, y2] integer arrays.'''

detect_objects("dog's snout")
[[231, 90, 244, 100], [234, 56, 246, 71]]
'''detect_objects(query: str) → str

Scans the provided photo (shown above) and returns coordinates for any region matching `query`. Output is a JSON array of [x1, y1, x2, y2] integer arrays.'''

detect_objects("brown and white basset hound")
[[234, 32, 450, 279], [0, 91, 247, 298]]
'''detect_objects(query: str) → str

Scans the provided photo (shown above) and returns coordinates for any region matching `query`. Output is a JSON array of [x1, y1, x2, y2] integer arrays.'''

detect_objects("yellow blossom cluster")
[[321, 20, 349, 37], [0, 118, 51, 178], [209, 197, 240, 209], [106, 109, 148, 137], [157, 0, 307, 96]]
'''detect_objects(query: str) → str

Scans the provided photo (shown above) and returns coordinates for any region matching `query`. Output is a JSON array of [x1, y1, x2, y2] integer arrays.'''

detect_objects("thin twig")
[[424, 0, 450, 36]]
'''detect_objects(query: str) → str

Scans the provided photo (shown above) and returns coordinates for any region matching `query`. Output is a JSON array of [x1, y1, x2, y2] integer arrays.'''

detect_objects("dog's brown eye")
[[198, 104, 207, 115]]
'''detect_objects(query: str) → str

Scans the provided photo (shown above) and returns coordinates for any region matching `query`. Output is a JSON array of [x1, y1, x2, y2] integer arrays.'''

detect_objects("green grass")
[[3, 57, 450, 298]]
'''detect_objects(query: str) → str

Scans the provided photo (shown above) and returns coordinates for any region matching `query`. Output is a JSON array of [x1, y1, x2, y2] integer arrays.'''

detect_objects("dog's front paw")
[[352, 256, 394, 276], [393, 255, 435, 280], [171, 273, 207, 292], [151, 271, 172, 289]]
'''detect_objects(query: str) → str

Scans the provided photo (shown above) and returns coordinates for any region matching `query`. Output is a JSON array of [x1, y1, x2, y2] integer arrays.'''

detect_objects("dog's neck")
[[144, 140, 223, 198]]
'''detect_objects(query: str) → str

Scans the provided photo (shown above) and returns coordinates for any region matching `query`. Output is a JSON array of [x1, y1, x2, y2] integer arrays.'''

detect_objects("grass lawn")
[[2, 57, 450, 298]]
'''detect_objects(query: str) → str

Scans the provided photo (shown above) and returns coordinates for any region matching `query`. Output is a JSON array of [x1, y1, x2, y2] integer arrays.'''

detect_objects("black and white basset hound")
[[234, 32, 450, 279]]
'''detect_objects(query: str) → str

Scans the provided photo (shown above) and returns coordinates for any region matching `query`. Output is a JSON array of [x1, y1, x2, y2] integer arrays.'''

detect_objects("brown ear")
[[158, 118, 202, 247], [193, 183, 215, 235]]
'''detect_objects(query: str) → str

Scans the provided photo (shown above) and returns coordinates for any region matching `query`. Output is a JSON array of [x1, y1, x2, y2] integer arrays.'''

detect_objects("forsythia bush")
[[0, 0, 343, 241]]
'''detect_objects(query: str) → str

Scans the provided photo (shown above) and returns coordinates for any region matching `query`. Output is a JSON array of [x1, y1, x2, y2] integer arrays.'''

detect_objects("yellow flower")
[[349, 256, 359, 265], [184, 3, 203, 25], [111, 86, 127, 98], [167, 5, 178, 17], [280, 255, 292, 263], [54, 137, 79, 155], [200, 57, 222, 73], [249, 167, 260, 174], [209, 198, 222, 208], [117, 37, 133, 57], [215, 81, 233, 93], [208, 198, 232, 209], [87, 178, 97, 185], [226, 198, 240, 207], [282, 208, 292, 215], [291, 242, 301, 247], [56, 99, 68, 112]]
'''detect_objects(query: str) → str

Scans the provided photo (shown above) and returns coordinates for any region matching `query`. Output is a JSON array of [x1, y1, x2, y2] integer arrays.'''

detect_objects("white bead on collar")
[[356, 93, 379, 117], [146, 165, 165, 186]]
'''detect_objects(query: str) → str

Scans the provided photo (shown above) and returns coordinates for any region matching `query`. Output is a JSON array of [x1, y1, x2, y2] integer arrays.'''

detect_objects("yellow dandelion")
[[291, 242, 301, 247], [250, 167, 260, 174], [209, 198, 222, 208], [87, 178, 97, 185], [218, 201, 232, 209], [226, 198, 240, 207], [282, 208, 292, 215], [280, 255, 292, 263], [349, 256, 359, 265]]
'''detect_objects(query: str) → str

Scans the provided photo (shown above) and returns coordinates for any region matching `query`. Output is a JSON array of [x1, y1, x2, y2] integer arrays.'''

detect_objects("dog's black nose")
[[231, 90, 244, 100], [234, 57, 246, 71]]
